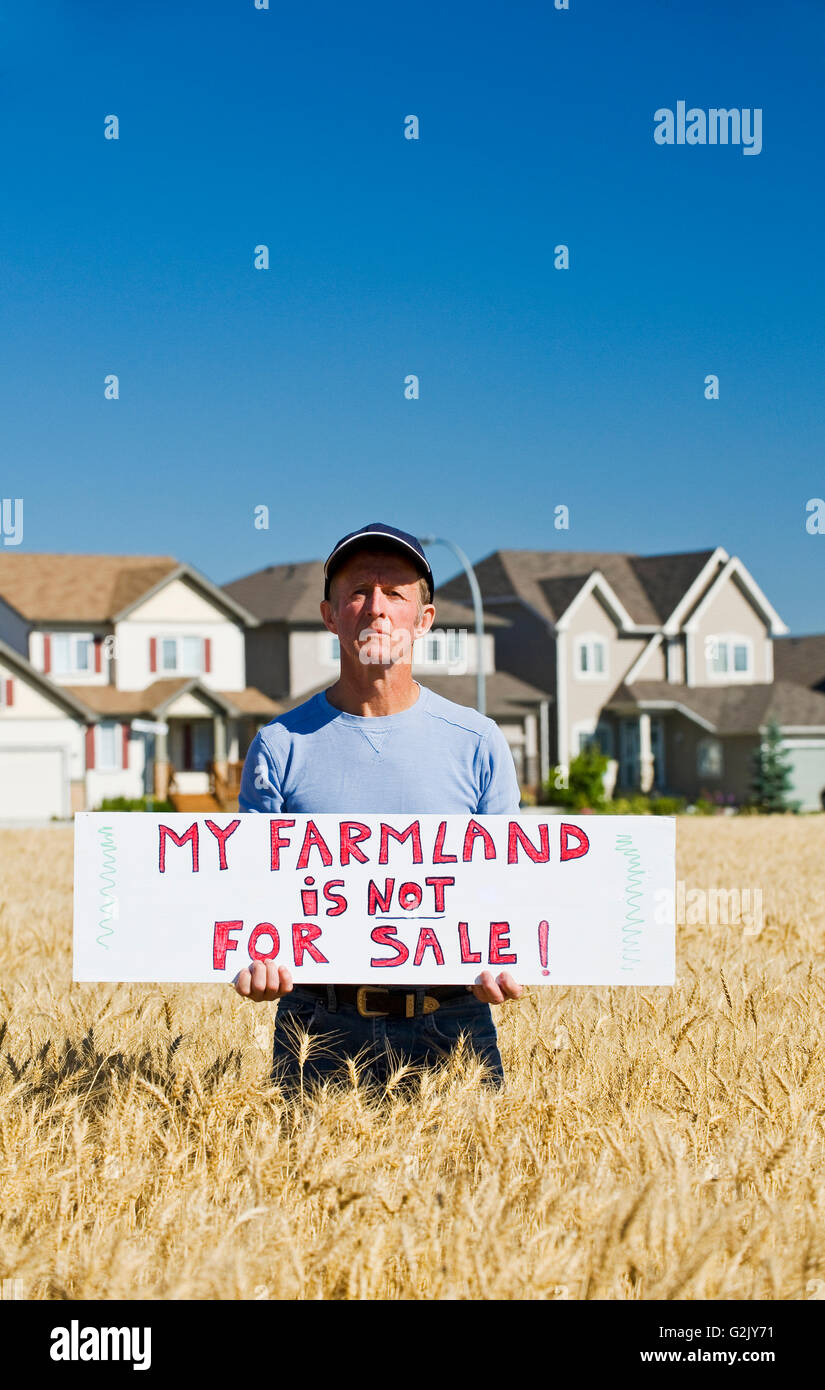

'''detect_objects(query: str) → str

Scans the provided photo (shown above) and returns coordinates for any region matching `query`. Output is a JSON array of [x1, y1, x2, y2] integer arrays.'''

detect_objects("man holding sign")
[[235, 521, 524, 1088]]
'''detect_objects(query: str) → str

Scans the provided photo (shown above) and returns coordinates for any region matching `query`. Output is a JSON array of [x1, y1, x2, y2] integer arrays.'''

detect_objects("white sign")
[[73, 812, 676, 985], [131, 719, 169, 735]]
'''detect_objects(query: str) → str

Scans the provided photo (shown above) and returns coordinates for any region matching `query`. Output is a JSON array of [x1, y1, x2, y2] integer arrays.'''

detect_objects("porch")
[[576, 711, 667, 795], [148, 713, 259, 810], [599, 699, 761, 804]]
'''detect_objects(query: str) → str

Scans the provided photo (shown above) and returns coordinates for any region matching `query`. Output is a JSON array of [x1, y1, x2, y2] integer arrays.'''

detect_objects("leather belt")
[[299, 984, 469, 1018]]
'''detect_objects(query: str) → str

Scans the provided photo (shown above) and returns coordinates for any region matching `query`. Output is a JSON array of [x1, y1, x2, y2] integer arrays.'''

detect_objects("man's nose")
[[364, 587, 390, 618]]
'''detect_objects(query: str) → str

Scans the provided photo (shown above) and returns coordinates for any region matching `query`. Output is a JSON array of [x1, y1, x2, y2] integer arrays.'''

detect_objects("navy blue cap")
[[323, 522, 434, 602]]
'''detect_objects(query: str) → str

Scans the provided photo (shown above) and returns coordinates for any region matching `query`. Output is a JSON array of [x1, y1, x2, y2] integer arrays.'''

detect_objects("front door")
[[619, 719, 640, 787], [172, 720, 214, 772], [650, 718, 665, 790]]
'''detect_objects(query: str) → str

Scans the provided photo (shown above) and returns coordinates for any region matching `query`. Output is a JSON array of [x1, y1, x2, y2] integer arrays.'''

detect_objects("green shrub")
[[649, 796, 687, 816], [602, 794, 656, 815], [543, 744, 610, 811], [94, 796, 175, 813]]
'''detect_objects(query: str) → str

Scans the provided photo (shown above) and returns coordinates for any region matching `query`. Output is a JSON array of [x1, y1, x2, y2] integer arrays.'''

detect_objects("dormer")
[[680, 556, 788, 687]]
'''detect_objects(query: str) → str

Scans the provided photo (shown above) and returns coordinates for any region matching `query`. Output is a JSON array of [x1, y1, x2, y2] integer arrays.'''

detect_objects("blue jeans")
[[270, 985, 505, 1092]]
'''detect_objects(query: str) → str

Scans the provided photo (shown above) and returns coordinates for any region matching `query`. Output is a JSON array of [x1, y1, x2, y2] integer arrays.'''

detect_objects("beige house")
[[439, 546, 825, 810], [0, 554, 278, 819], [222, 559, 551, 786]]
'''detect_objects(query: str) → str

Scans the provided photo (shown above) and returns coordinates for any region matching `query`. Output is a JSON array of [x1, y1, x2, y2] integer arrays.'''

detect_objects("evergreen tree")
[[749, 717, 796, 812]]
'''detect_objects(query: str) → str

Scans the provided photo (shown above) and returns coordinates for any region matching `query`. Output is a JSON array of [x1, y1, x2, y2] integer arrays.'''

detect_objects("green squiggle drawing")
[[97, 824, 117, 949], [616, 832, 644, 972]]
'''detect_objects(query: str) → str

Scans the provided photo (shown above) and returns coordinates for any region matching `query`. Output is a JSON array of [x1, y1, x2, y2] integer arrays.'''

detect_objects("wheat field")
[[0, 818, 823, 1301]]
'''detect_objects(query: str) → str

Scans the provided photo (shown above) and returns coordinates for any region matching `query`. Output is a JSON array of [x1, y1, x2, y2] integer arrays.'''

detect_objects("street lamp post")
[[419, 534, 486, 717]]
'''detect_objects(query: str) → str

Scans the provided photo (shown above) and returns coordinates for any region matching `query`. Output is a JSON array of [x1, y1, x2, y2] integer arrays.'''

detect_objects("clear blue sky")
[[2, 0, 823, 630]]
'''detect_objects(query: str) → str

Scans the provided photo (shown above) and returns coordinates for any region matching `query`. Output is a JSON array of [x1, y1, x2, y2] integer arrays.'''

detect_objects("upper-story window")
[[150, 633, 209, 675], [162, 636, 202, 674], [575, 636, 608, 679], [414, 628, 469, 671], [52, 633, 94, 674], [705, 634, 753, 680]]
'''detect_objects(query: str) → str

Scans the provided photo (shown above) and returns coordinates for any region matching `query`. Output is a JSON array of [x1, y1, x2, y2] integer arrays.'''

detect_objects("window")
[[578, 721, 614, 757], [319, 633, 340, 666], [447, 629, 467, 666], [414, 628, 469, 670], [159, 636, 205, 675], [575, 637, 608, 679], [697, 738, 723, 777], [51, 633, 94, 674], [705, 635, 753, 680], [423, 632, 445, 664]]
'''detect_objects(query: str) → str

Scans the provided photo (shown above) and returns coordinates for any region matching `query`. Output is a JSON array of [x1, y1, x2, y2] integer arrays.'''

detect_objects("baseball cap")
[[323, 522, 434, 602]]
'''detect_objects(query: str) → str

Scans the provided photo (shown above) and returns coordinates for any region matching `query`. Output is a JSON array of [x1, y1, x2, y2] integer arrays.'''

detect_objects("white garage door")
[[0, 747, 67, 820], [783, 743, 825, 813]]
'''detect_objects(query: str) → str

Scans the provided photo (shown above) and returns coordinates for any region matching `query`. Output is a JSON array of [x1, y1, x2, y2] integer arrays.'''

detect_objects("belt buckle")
[[403, 992, 440, 1017], [356, 986, 390, 1017]]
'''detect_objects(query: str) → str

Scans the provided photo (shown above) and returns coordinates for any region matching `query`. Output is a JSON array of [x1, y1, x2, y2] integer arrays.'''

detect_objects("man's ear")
[[320, 599, 338, 634], [414, 603, 436, 640]]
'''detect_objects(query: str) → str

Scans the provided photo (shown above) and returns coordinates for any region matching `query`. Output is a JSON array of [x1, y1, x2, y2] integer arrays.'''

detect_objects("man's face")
[[321, 548, 435, 668]]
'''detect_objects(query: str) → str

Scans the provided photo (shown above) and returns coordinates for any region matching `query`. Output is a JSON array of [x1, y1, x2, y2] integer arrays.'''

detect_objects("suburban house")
[[437, 546, 825, 810], [1, 545, 821, 819], [0, 555, 278, 820], [222, 560, 551, 786]]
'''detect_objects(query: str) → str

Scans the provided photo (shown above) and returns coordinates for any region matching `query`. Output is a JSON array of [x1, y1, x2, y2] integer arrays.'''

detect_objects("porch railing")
[[207, 760, 244, 809]]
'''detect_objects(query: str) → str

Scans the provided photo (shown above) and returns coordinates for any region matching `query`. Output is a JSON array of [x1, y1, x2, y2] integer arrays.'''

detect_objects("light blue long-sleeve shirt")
[[239, 683, 521, 816]]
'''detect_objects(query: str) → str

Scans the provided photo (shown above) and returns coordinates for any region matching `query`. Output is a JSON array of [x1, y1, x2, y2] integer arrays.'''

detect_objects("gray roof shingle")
[[438, 549, 719, 627], [270, 671, 549, 721], [607, 679, 825, 732], [222, 560, 507, 627], [773, 634, 825, 692]]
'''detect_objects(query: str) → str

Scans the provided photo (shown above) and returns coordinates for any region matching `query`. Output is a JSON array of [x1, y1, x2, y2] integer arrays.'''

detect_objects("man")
[[235, 521, 524, 1090]]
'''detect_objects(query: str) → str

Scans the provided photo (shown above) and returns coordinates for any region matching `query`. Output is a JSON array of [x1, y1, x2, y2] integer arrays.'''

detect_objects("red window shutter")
[[4, 679, 12, 707], [85, 726, 95, 770], [149, 637, 157, 673], [43, 634, 51, 673], [122, 723, 129, 769], [94, 636, 102, 673], [203, 637, 211, 673]]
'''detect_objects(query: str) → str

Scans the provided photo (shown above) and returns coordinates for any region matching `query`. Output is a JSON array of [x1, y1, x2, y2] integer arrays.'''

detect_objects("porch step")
[[168, 793, 224, 813]]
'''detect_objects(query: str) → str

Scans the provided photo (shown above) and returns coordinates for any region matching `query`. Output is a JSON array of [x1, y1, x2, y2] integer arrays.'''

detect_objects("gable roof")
[[222, 559, 507, 628], [438, 549, 720, 628], [0, 555, 180, 621], [223, 561, 328, 624], [0, 554, 260, 626], [61, 678, 279, 719], [773, 635, 825, 692]]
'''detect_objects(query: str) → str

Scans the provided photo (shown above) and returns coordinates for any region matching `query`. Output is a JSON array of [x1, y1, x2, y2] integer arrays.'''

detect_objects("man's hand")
[[469, 970, 524, 1006], [234, 961, 294, 1002]]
